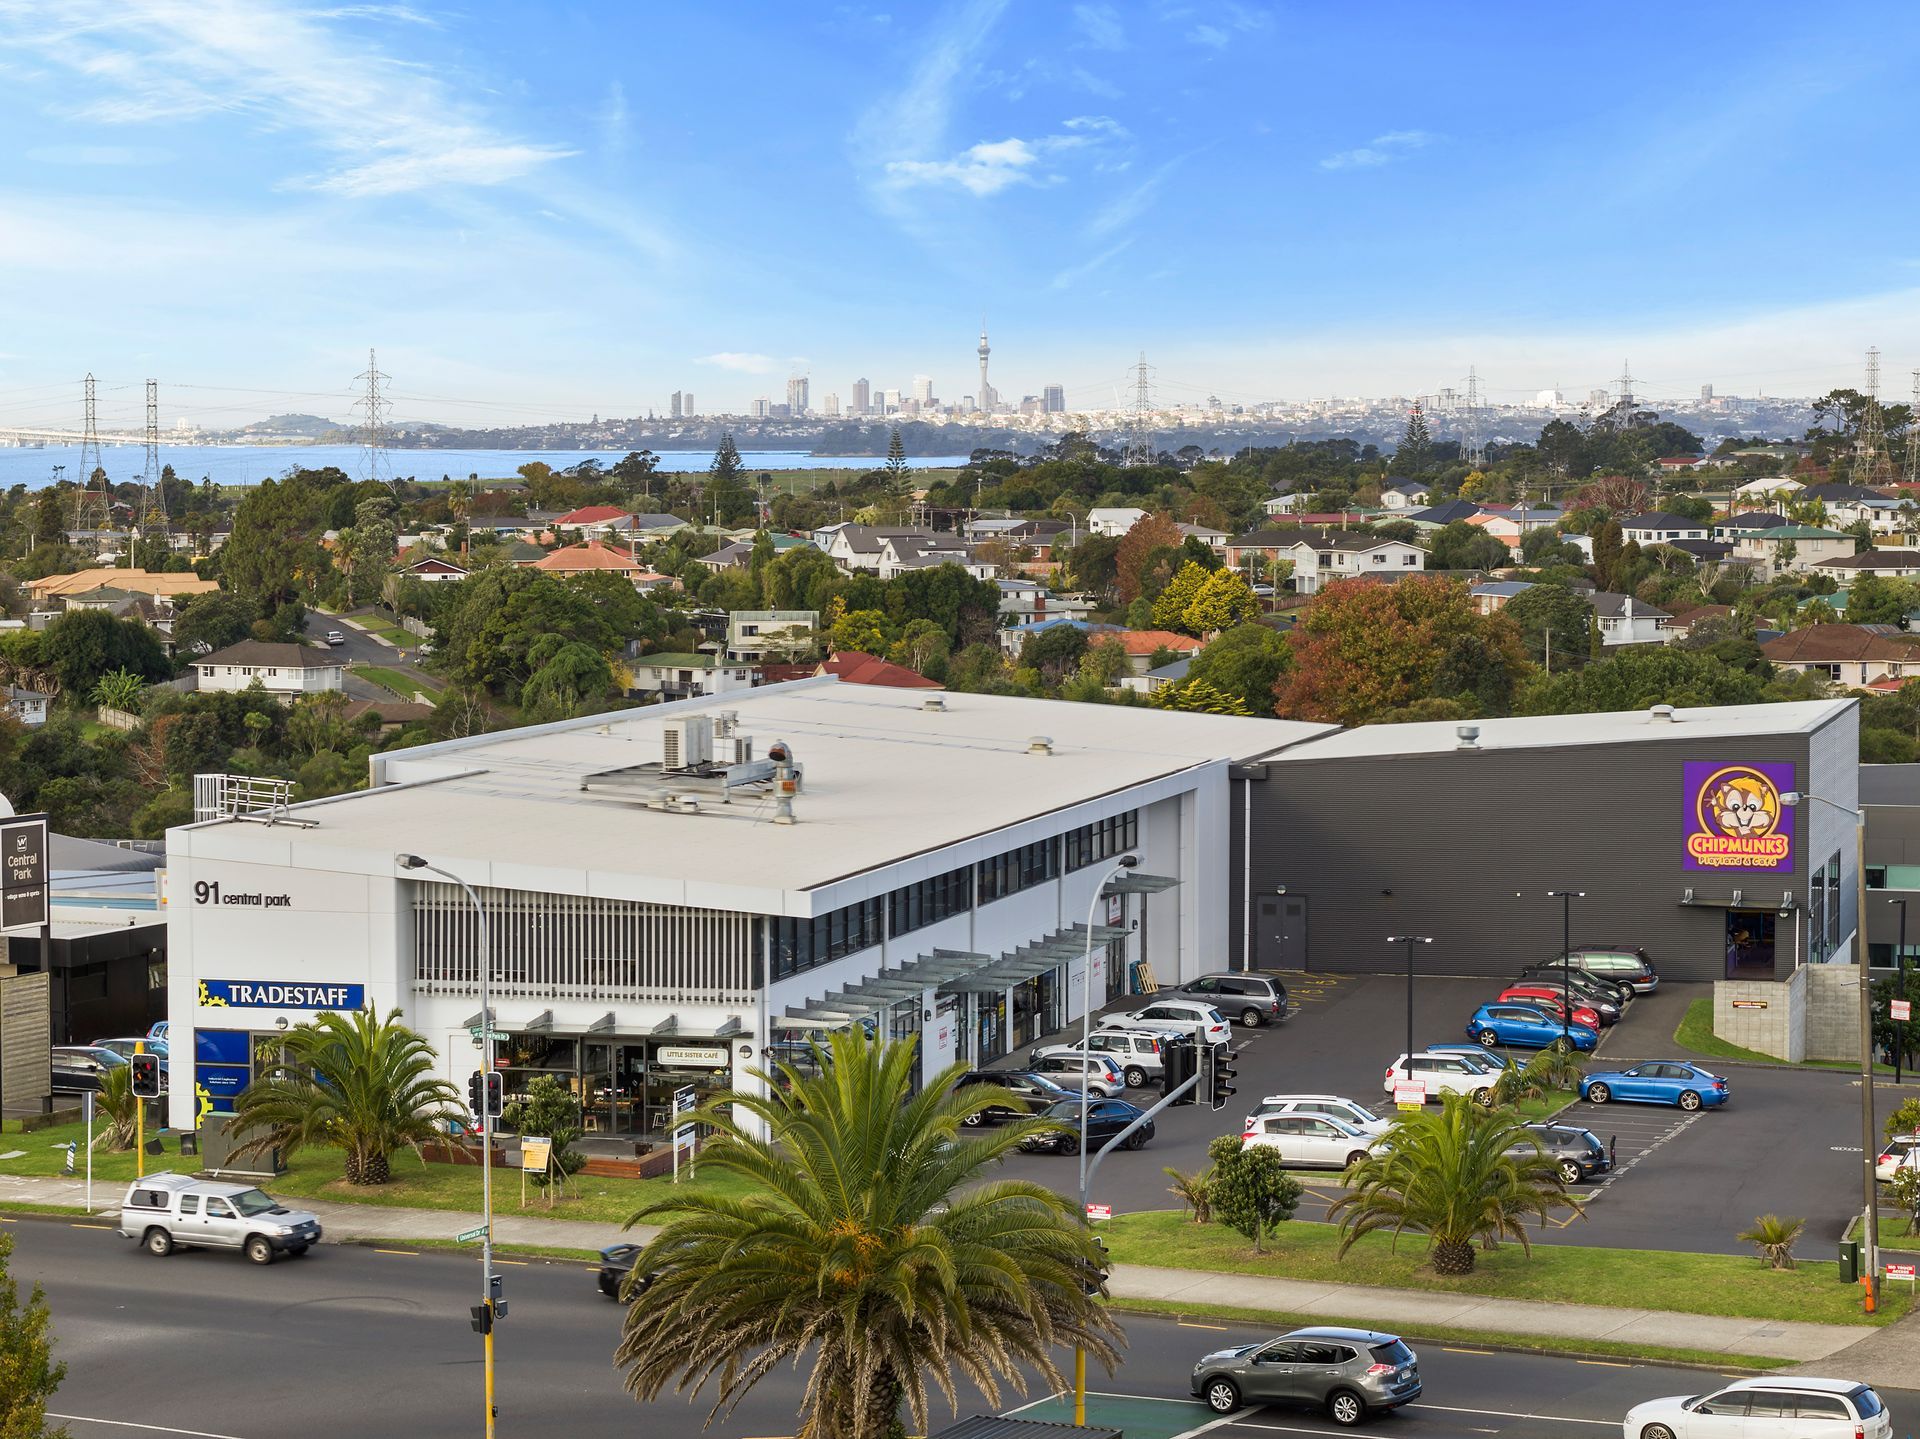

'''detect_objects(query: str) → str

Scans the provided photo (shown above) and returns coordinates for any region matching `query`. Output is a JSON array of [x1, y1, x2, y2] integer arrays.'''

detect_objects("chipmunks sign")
[[1683, 762, 1795, 873]]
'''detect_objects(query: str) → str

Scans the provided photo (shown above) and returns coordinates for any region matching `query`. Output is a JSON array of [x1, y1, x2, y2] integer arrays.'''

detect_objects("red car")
[[1497, 986, 1601, 1030]]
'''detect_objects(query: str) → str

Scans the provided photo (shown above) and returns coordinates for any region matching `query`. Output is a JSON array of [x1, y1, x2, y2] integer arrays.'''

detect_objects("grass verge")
[[1103, 1210, 1899, 1327], [341, 1236, 606, 1263], [1674, 999, 1894, 1073], [0, 1202, 95, 1218], [1111, 1296, 1791, 1372], [350, 663, 441, 702]]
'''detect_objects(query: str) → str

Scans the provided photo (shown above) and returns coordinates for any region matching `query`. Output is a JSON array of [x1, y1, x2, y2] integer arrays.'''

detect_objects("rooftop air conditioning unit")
[[662, 715, 713, 771]]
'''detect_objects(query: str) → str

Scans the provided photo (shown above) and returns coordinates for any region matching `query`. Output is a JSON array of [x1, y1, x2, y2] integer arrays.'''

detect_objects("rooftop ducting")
[[1028, 735, 1054, 756], [1648, 704, 1677, 724], [1455, 724, 1480, 752], [922, 696, 947, 713]]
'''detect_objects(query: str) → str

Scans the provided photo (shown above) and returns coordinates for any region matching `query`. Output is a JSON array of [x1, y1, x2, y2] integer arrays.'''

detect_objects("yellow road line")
[[1179, 1320, 1230, 1331], [70, 1223, 112, 1230], [493, 1258, 529, 1266], [1443, 1347, 1495, 1355], [372, 1248, 418, 1256], [1578, 1359, 1631, 1368]]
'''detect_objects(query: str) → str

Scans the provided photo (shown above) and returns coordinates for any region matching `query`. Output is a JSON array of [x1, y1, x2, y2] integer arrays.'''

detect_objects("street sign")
[[1893, 1000, 1912, 1022], [1885, 1262, 1915, 1281], [1393, 1082, 1426, 1111], [468, 1026, 508, 1042], [456, 1226, 488, 1243], [1085, 1203, 1112, 1221], [520, 1136, 552, 1173]]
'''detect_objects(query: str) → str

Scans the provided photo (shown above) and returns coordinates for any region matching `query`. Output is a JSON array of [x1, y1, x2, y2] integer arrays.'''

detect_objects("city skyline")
[[2, 2, 1917, 427]]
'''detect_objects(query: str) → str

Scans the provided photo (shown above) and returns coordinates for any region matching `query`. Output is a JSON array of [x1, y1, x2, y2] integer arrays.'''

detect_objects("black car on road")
[[597, 1243, 655, 1300], [1018, 1098, 1153, 1156], [952, 1070, 1077, 1126]]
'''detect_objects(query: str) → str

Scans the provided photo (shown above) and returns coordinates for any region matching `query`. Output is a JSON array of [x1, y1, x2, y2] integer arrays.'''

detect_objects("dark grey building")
[[1862, 764, 1920, 969], [1229, 699, 1860, 985]]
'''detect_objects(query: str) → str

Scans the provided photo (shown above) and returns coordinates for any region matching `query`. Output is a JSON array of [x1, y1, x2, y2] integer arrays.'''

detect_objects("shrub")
[[1737, 1213, 1804, 1270]]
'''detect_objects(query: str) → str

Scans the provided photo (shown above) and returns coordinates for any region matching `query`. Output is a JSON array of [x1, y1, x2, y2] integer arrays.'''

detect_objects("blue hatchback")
[[1578, 1060, 1728, 1110], [1466, 1003, 1598, 1052]]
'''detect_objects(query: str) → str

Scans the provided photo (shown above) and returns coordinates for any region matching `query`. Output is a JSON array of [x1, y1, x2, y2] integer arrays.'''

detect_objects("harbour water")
[[0, 444, 969, 490]]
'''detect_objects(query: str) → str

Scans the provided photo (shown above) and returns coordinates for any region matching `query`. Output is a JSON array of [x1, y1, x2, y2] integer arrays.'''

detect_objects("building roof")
[[1741, 525, 1850, 541], [820, 651, 943, 688], [1289, 529, 1410, 554], [177, 682, 1330, 902], [25, 568, 219, 600], [554, 505, 632, 526], [1718, 511, 1793, 531], [1619, 512, 1705, 530], [1663, 603, 1733, 629], [1469, 581, 1535, 599], [1588, 591, 1671, 621], [1403, 500, 1485, 526], [1105, 629, 1205, 656], [1384, 480, 1431, 495], [1144, 656, 1192, 682], [527, 541, 638, 573], [1761, 625, 1920, 664], [630, 652, 730, 670], [627, 513, 687, 530], [195, 641, 346, 670], [1661, 539, 1732, 559], [404, 557, 468, 575], [1815, 550, 1920, 571], [1799, 483, 1894, 502], [1268, 699, 1852, 763]]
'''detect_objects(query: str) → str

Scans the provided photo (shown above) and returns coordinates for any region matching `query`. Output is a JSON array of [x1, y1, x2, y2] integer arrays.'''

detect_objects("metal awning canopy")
[[1107, 871, 1179, 896]]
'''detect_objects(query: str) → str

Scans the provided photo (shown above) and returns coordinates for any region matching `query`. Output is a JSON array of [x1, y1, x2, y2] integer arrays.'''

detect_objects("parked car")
[[1029, 1052, 1127, 1098], [52, 1045, 129, 1093], [1098, 999, 1231, 1045], [1496, 985, 1605, 1030], [596, 1242, 656, 1300], [1244, 1112, 1380, 1170], [1033, 1028, 1163, 1087], [93, 1036, 170, 1066], [1425, 1044, 1510, 1071], [118, 1173, 321, 1263], [1383, 1052, 1497, 1105], [1579, 1060, 1727, 1110], [1514, 1123, 1613, 1185], [1465, 1003, 1598, 1052], [1190, 1326, 1421, 1424], [1244, 1094, 1390, 1138], [1562, 945, 1659, 997], [326, 630, 346, 646], [147, 1020, 170, 1043], [1018, 1098, 1153, 1155], [1877, 1133, 1920, 1182], [1165, 970, 1290, 1027], [1514, 962, 1630, 1016], [1623, 1377, 1891, 1439], [951, 1070, 1078, 1126]]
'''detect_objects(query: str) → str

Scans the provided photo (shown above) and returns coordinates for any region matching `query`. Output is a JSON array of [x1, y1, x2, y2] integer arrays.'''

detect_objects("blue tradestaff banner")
[[194, 1029, 250, 1065], [194, 1065, 249, 1117], [199, 980, 365, 1010]]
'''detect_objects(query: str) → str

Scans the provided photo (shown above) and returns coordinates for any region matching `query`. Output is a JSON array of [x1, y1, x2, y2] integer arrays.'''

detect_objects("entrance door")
[[1257, 895, 1307, 970]]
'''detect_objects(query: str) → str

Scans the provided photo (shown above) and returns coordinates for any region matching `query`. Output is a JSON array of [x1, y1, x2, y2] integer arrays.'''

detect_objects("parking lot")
[[993, 970, 1883, 1256]]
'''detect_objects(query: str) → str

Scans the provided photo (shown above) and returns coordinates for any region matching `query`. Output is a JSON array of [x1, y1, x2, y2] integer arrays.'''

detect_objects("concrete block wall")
[[1805, 965, 1863, 1062], [1715, 967, 1806, 1061]]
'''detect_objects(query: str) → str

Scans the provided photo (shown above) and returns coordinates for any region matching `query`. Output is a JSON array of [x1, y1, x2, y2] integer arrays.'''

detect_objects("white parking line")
[[1407, 1402, 1617, 1426], [1584, 1111, 1701, 1196], [50, 1418, 258, 1439]]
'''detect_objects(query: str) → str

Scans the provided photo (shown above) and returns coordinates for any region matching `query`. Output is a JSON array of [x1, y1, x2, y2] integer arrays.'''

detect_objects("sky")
[[1, 0, 1917, 431]]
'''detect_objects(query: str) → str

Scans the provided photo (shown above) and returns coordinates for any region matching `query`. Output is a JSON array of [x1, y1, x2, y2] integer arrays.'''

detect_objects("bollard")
[[1862, 1276, 1877, 1314], [62, 1141, 76, 1175]]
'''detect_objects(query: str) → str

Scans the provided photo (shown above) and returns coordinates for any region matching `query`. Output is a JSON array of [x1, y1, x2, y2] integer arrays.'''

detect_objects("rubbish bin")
[[1838, 1239, 1861, 1283]]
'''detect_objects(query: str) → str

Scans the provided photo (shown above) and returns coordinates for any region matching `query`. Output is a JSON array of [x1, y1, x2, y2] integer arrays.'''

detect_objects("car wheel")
[[1241, 1006, 1264, 1028], [1678, 1090, 1702, 1111], [1586, 1082, 1611, 1104], [1613, 983, 1635, 1006], [144, 1227, 173, 1257], [1559, 1159, 1582, 1185], [1123, 1065, 1148, 1088], [1473, 1087, 1496, 1107], [245, 1235, 275, 1265], [1345, 1151, 1368, 1168], [1327, 1388, 1367, 1426], [961, 1110, 985, 1128], [1204, 1378, 1241, 1415], [1123, 1131, 1147, 1151], [1640, 1425, 1676, 1439], [1476, 1029, 1499, 1047], [1058, 1134, 1081, 1156]]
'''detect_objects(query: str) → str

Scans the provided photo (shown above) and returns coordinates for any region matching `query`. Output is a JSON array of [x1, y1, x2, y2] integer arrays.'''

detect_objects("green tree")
[[827, 607, 896, 656], [500, 1074, 586, 1190], [613, 1030, 1120, 1439], [1518, 526, 1585, 567], [1590, 520, 1625, 592], [885, 427, 911, 499], [229, 1007, 463, 1185], [41, 609, 170, 696], [1150, 561, 1210, 633], [90, 667, 147, 713], [1502, 585, 1592, 669], [1019, 625, 1089, 685], [171, 591, 259, 654], [1204, 1133, 1302, 1252], [1183, 623, 1291, 715], [223, 472, 336, 615], [1736, 1214, 1804, 1271], [1429, 522, 1509, 573], [1115, 513, 1184, 603], [1395, 402, 1433, 474], [1328, 1094, 1577, 1275], [1845, 573, 1920, 625], [710, 432, 745, 486], [1151, 678, 1252, 715], [91, 1061, 140, 1152], [1516, 646, 1775, 715], [286, 690, 369, 758], [0, 1230, 65, 1437], [1186, 568, 1261, 634]]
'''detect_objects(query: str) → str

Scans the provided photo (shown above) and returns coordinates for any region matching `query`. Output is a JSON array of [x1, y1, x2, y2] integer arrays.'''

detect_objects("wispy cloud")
[[1184, 3, 1270, 49], [885, 116, 1128, 197], [599, 81, 632, 160], [1052, 237, 1133, 290], [23, 143, 167, 166], [694, 352, 779, 374], [1088, 153, 1186, 237], [1187, 24, 1229, 48], [1073, 4, 1125, 50], [1319, 129, 1438, 171]]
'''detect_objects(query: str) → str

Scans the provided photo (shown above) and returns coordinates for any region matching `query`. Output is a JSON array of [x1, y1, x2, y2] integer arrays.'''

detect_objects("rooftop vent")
[[1028, 735, 1054, 756], [922, 696, 947, 713], [1455, 724, 1481, 751], [1648, 704, 1677, 724]]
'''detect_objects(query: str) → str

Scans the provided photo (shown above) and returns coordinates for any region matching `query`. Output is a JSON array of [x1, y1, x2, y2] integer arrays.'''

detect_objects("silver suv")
[[1192, 1325, 1421, 1423], [118, 1172, 322, 1264], [1031, 1029, 1164, 1087]]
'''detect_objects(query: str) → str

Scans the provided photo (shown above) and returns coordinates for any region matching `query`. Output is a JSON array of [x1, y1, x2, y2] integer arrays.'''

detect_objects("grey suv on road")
[[1191, 1325, 1420, 1424], [118, 1172, 322, 1264]]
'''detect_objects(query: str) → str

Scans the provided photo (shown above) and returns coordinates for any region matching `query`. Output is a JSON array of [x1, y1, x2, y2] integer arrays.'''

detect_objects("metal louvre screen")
[[410, 882, 756, 1004]]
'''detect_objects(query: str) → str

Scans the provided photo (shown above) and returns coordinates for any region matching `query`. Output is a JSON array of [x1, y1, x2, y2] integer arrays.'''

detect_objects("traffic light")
[[483, 1071, 503, 1118], [1082, 1236, 1111, 1297], [130, 1053, 162, 1099], [469, 1303, 493, 1335], [1161, 1037, 1196, 1106], [468, 1070, 504, 1120], [1207, 1044, 1237, 1111]]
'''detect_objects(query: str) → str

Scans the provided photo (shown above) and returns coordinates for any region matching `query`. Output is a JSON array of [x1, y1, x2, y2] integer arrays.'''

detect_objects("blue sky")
[[0, 0, 1915, 429]]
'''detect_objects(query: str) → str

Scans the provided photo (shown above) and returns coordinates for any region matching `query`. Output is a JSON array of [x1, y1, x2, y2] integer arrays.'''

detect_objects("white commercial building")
[[166, 682, 1327, 1136]]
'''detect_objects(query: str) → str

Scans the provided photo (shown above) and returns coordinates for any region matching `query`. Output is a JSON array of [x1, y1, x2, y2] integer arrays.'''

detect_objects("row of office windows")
[[770, 809, 1139, 980]]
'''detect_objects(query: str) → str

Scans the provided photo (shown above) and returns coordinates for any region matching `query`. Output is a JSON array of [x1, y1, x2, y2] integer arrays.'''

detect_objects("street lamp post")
[[1547, 890, 1585, 1049], [1891, 898, 1909, 1086], [398, 854, 496, 1439], [1386, 936, 1433, 1060], [1780, 791, 1878, 1304]]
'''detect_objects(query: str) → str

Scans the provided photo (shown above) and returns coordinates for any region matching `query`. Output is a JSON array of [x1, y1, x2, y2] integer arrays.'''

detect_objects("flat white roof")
[[1261, 699, 1853, 762], [180, 680, 1329, 896]]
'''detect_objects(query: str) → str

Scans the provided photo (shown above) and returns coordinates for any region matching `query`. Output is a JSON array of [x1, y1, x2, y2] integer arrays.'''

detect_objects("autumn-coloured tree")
[[1570, 474, 1651, 513], [1115, 512, 1184, 603], [1186, 569, 1261, 635], [1275, 576, 1526, 725], [1151, 561, 1210, 633]]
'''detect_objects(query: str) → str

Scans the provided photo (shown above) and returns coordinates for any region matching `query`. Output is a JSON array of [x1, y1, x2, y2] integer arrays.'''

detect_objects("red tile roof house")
[[1760, 624, 1920, 689], [1102, 629, 1204, 677], [819, 651, 943, 688], [524, 541, 640, 577]]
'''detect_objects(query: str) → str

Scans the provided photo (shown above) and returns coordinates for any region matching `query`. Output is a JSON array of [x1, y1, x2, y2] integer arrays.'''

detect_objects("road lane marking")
[[50, 1417, 257, 1439], [70, 1223, 112, 1230], [1442, 1347, 1494, 1355], [1408, 1403, 1614, 1426], [493, 1258, 529, 1266], [1169, 1412, 1247, 1439], [372, 1248, 418, 1256], [1179, 1320, 1230, 1331], [1578, 1359, 1631, 1368], [1002, 1391, 1065, 1416]]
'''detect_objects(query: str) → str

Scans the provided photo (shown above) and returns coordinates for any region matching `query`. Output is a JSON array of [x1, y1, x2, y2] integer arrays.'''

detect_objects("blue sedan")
[[1579, 1060, 1728, 1110], [1465, 1003, 1598, 1052]]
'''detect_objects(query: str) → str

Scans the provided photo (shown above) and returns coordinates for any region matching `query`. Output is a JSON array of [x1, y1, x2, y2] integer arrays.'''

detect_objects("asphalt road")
[[299, 610, 431, 702], [15, 1216, 1900, 1439], [993, 975, 1881, 1257]]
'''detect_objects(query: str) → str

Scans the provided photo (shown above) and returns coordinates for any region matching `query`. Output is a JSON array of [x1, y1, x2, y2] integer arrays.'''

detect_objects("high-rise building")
[[1588, 388, 1609, 409], [851, 377, 871, 415], [786, 375, 810, 416], [912, 375, 934, 407], [824, 392, 840, 417], [977, 327, 995, 412], [751, 397, 771, 419], [1043, 384, 1065, 413], [670, 390, 683, 419], [1700, 384, 1714, 401], [883, 388, 902, 413], [682, 392, 694, 417]]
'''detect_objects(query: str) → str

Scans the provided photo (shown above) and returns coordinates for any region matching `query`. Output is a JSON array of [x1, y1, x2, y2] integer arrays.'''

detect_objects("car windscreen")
[[1369, 1340, 1414, 1367], [231, 1188, 280, 1217]]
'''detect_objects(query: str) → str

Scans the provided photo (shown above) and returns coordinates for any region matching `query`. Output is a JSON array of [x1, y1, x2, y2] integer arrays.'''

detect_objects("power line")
[[74, 373, 108, 538], [1122, 352, 1155, 467], [353, 347, 392, 485], [1856, 347, 1891, 484], [143, 378, 166, 536], [1463, 366, 1485, 470]]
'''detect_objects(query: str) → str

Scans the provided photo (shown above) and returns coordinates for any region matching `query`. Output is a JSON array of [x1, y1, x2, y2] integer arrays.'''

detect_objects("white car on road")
[[1243, 1112, 1382, 1171], [1623, 1377, 1891, 1439], [1098, 999, 1230, 1046], [1383, 1052, 1497, 1106]]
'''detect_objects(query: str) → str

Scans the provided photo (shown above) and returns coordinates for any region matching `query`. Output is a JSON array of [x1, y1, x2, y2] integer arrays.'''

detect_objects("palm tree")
[[613, 1029, 1121, 1439], [1328, 1093, 1580, 1275], [447, 479, 474, 558], [229, 1007, 463, 1184], [1737, 1214, 1804, 1270], [91, 1063, 140, 1152]]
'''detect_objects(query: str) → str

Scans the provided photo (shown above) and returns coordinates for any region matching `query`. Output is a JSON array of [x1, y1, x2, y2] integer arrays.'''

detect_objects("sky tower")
[[977, 324, 994, 413]]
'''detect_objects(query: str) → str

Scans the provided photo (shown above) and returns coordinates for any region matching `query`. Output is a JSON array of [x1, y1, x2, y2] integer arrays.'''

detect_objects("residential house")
[[1284, 531, 1427, 595], [695, 533, 810, 572], [399, 557, 469, 584], [1103, 629, 1205, 677], [1730, 524, 1855, 579], [525, 540, 642, 580], [1400, 500, 1485, 530], [1379, 480, 1434, 510], [1262, 491, 1310, 516], [819, 651, 943, 689], [1660, 604, 1734, 641], [1815, 550, 1920, 581], [1467, 506, 1565, 552], [1798, 483, 1902, 531], [552, 504, 633, 532], [1086, 507, 1149, 537], [1619, 512, 1711, 546], [999, 615, 1088, 659], [1713, 510, 1793, 542], [629, 569, 681, 595], [1468, 580, 1534, 615], [1761, 624, 1920, 688], [725, 610, 818, 663], [1177, 523, 1230, 552], [1731, 476, 1803, 504], [192, 642, 346, 700], [1119, 655, 1191, 696], [4, 687, 51, 727], [1655, 455, 1711, 475], [624, 653, 756, 700], [1225, 528, 1304, 569], [876, 532, 992, 580], [1662, 539, 1735, 565], [1590, 592, 1670, 646], [816, 524, 932, 574], [23, 567, 218, 609]]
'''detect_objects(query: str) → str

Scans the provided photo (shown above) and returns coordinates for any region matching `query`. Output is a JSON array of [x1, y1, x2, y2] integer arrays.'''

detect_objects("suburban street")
[[996, 974, 1883, 1257], [299, 610, 434, 702], [14, 1216, 1897, 1439]]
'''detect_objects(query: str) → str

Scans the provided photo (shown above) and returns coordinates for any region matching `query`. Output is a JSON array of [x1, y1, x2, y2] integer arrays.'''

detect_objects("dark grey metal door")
[[1256, 895, 1307, 969]]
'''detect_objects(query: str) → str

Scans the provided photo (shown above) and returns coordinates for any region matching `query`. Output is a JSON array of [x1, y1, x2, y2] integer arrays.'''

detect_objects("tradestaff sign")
[[1683, 762, 1795, 874], [199, 979, 366, 1010]]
